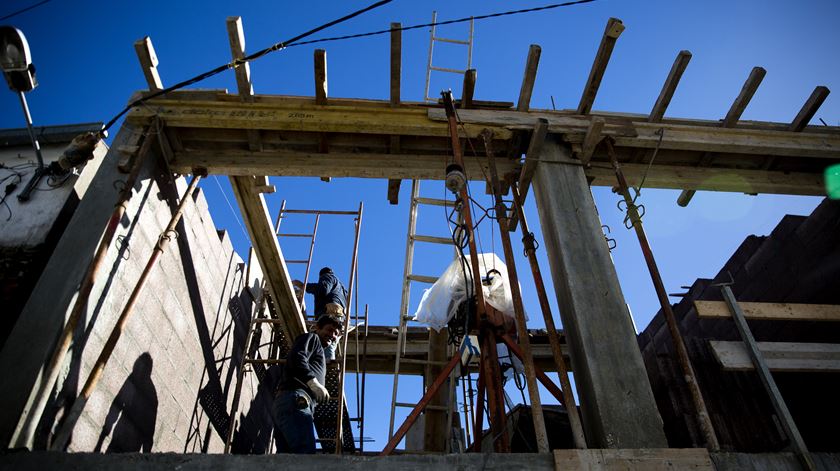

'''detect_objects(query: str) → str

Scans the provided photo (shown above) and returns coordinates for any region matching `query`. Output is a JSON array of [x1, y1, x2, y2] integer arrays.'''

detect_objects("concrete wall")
[[0, 123, 105, 346], [0, 123, 270, 453]]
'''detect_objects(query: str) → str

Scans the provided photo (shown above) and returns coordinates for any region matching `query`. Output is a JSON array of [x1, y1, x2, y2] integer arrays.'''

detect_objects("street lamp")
[[1, 25, 47, 202]]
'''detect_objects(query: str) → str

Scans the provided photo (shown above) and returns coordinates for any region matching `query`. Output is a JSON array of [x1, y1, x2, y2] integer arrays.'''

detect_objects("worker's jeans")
[[273, 389, 316, 453]]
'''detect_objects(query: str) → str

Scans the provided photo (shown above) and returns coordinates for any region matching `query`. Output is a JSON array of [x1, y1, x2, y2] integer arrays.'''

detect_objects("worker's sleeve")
[[287, 333, 318, 383]]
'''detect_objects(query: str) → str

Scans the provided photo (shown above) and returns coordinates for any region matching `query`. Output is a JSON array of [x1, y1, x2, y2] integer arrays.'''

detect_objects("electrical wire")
[[99, 0, 598, 134], [0, 0, 51, 21]]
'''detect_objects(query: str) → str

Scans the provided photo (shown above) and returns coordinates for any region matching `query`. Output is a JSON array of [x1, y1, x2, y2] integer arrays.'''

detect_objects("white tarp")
[[413, 253, 527, 331]]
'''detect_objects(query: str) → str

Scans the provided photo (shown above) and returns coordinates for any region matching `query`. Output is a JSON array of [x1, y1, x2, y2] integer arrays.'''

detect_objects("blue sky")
[[2, 0, 838, 451]]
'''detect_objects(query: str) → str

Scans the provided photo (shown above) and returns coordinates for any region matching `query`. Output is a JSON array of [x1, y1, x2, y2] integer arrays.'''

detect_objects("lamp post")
[[1, 25, 47, 202]]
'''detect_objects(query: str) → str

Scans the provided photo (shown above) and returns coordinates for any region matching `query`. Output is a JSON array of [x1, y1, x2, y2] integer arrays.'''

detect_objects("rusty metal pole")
[[605, 138, 719, 450], [441, 91, 508, 451], [335, 201, 363, 454], [9, 127, 154, 449], [472, 366, 485, 452], [480, 130, 549, 454], [49, 174, 203, 451], [509, 179, 587, 449]]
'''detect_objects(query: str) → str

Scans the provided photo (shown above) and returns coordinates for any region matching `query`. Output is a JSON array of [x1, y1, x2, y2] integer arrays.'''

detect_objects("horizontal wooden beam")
[[428, 108, 840, 159], [128, 99, 512, 139], [695, 301, 840, 322], [710, 340, 840, 372]]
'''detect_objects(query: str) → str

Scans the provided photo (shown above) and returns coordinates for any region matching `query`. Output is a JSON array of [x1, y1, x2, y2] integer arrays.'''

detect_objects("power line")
[[0, 0, 51, 21], [99, 0, 597, 134]]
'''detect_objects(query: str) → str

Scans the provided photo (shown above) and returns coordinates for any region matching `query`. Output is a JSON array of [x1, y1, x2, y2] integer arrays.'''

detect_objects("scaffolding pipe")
[[49, 174, 203, 451], [481, 130, 549, 454], [334, 201, 363, 454], [509, 180, 587, 449], [605, 138, 720, 450], [9, 126, 154, 449]]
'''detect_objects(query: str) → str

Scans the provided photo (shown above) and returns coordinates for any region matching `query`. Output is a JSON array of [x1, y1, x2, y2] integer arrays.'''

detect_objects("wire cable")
[[0, 0, 51, 21]]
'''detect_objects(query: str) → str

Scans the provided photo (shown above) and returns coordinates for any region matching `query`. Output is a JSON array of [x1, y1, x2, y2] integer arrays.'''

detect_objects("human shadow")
[[94, 352, 158, 452]]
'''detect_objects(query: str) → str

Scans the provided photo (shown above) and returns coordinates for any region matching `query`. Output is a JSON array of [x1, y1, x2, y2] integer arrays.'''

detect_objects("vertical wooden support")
[[461, 69, 476, 109], [226, 16, 262, 152], [387, 22, 402, 202], [314, 49, 328, 105], [678, 66, 765, 206], [517, 45, 541, 112], [531, 136, 667, 448], [578, 117, 605, 166], [577, 18, 624, 115], [133, 36, 163, 92]]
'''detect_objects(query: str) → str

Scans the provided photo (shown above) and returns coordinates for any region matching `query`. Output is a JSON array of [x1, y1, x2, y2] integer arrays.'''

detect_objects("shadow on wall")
[[231, 364, 283, 454], [94, 352, 158, 452]]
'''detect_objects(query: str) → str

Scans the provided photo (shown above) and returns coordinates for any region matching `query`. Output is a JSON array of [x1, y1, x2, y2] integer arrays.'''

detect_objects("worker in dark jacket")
[[273, 314, 342, 453], [293, 267, 347, 360]]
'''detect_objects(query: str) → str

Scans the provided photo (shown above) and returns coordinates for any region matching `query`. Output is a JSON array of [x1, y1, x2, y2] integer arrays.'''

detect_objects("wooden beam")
[[517, 45, 541, 112], [517, 118, 550, 201], [649, 50, 692, 123], [390, 22, 401, 106], [789, 85, 830, 132], [387, 135, 401, 204], [578, 117, 605, 166], [695, 301, 840, 322], [229, 176, 305, 342], [678, 66, 766, 205], [577, 18, 624, 115], [128, 100, 512, 140], [710, 340, 840, 373], [226, 16, 261, 152], [251, 175, 276, 194], [133, 36, 163, 92], [427, 108, 840, 159], [462, 69, 476, 109], [554, 449, 714, 470], [314, 49, 328, 106]]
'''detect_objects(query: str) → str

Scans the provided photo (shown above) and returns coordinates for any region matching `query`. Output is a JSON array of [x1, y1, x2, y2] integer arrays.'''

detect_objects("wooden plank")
[[517, 118, 550, 201], [226, 16, 261, 153], [171, 149, 518, 181], [387, 179, 401, 205], [578, 117, 605, 166], [133, 36, 163, 92], [554, 449, 714, 470], [229, 176, 305, 342], [314, 49, 328, 106], [128, 100, 512, 139], [462, 69, 476, 109], [390, 23, 401, 106], [428, 108, 840, 159], [649, 50, 692, 123], [577, 18, 624, 115], [517, 45, 541, 112], [695, 300, 840, 322], [709, 340, 840, 372], [789, 85, 830, 132], [722, 67, 766, 127]]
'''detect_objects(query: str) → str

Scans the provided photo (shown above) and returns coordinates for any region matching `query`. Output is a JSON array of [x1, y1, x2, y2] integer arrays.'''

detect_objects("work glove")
[[306, 378, 330, 404]]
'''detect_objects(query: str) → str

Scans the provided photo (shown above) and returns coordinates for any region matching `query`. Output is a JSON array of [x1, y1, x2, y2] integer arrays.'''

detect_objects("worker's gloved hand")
[[306, 378, 330, 403]]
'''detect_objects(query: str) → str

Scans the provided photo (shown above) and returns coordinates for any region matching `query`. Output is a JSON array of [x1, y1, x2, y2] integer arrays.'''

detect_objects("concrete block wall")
[[0, 122, 271, 454]]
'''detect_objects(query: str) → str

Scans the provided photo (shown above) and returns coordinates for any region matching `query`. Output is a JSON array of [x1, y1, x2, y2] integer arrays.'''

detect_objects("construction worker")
[[293, 267, 348, 360], [273, 314, 342, 453]]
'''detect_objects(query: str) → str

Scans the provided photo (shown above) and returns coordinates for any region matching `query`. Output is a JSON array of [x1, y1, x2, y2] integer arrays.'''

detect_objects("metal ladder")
[[387, 179, 458, 445], [274, 200, 319, 317], [424, 11, 475, 103]]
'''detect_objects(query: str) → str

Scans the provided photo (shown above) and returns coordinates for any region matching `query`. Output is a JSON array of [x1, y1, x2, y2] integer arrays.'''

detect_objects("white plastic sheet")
[[413, 253, 527, 331]]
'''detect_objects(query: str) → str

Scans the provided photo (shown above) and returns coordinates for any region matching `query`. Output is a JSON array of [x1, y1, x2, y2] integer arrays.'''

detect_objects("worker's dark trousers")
[[273, 389, 316, 453]]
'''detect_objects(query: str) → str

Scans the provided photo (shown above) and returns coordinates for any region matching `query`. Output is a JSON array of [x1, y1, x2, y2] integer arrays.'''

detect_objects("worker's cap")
[[316, 314, 343, 330], [319, 267, 333, 276]]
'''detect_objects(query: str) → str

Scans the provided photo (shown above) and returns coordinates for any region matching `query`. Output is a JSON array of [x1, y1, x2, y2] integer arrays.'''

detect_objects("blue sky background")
[[2, 0, 838, 451]]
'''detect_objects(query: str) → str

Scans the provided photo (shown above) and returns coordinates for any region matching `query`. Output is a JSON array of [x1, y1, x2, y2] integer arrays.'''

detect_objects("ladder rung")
[[286, 260, 309, 264], [277, 233, 314, 238], [429, 66, 466, 74], [414, 197, 453, 207], [407, 274, 438, 284], [395, 402, 449, 411], [432, 36, 470, 46], [413, 234, 453, 245]]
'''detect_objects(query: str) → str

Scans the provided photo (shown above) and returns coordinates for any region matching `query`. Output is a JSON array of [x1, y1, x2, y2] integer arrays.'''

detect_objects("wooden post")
[[531, 135, 667, 448]]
